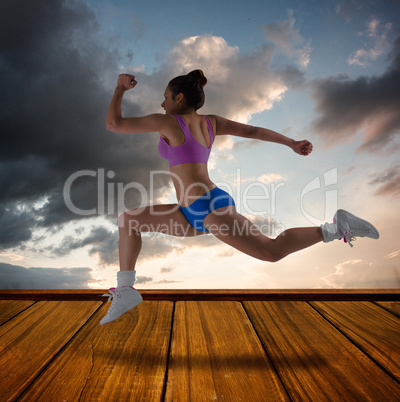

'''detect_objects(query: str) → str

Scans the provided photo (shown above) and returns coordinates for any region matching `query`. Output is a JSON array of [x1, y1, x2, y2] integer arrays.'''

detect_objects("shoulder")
[[206, 114, 229, 130]]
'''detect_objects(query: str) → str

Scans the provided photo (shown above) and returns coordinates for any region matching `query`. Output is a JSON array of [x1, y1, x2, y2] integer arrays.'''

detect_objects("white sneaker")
[[100, 286, 143, 325], [334, 209, 379, 247]]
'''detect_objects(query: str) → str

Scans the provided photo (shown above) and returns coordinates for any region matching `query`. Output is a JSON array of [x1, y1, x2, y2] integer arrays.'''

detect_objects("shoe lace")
[[344, 233, 356, 247], [338, 229, 356, 247], [101, 288, 120, 303]]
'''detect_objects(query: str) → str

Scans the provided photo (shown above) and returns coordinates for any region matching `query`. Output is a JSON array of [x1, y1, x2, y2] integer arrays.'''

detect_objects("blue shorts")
[[179, 187, 235, 233]]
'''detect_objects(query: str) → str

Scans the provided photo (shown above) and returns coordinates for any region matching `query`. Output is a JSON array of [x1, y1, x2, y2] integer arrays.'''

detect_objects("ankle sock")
[[320, 222, 340, 243], [117, 270, 136, 287]]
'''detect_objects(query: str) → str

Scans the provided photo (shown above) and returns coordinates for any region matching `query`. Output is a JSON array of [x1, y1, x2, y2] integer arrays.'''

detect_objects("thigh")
[[121, 204, 205, 237], [203, 205, 276, 260]]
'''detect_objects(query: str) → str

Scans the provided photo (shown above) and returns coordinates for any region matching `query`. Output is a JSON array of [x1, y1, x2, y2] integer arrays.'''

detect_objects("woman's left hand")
[[292, 140, 313, 156]]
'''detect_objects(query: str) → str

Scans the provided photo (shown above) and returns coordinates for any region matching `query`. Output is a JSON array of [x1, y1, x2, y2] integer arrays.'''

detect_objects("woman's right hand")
[[116, 74, 137, 91], [292, 139, 313, 156]]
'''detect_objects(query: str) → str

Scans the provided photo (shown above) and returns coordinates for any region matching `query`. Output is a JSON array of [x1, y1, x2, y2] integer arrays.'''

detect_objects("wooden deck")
[[1, 290, 399, 401]]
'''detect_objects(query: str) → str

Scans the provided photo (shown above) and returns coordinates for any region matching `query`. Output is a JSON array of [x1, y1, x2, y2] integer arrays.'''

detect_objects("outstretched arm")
[[106, 74, 166, 134], [212, 115, 313, 156]]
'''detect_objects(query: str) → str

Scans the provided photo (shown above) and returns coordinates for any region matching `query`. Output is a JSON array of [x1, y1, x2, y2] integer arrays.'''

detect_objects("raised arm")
[[212, 115, 313, 156], [106, 74, 166, 134]]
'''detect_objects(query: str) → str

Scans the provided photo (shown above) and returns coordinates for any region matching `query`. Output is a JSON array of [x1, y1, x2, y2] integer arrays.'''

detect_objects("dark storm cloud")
[[0, 205, 36, 247], [311, 36, 400, 153], [49, 226, 184, 266], [49, 226, 119, 265], [0, 263, 94, 289], [0, 0, 169, 249]]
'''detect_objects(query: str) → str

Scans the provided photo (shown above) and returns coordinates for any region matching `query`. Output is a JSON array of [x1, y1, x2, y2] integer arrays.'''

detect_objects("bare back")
[[159, 113, 217, 207]]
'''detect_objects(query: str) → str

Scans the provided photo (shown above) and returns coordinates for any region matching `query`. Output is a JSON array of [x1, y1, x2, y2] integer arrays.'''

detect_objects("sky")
[[0, 0, 399, 290]]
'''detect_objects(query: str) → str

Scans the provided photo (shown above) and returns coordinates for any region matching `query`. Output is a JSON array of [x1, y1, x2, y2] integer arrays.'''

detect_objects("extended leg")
[[203, 206, 323, 262], [272, 226, 323, 259], [204, 206, 379, 261]]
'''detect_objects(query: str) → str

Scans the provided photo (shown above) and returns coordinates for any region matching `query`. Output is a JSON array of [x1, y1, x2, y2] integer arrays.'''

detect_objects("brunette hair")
[[168, 70, 207, 110]]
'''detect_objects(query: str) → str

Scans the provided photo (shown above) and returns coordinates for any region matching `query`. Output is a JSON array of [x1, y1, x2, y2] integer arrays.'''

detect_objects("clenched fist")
[[116, 74, 137, 91]]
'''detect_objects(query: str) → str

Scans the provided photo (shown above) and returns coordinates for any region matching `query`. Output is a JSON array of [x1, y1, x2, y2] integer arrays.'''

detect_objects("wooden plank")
[[20, 301, 173, 401], [376, 301, 400, 317], [0, 300, 35, 326], [0, 301, 101, 401], [1, 289, 400, 301], [243, 301, 400, 401], [311, 301, 400, 382], [165, 301, 289, 401]]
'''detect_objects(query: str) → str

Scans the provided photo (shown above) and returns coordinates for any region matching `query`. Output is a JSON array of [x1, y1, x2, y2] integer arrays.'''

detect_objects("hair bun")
[[188, 69, 207, 88]]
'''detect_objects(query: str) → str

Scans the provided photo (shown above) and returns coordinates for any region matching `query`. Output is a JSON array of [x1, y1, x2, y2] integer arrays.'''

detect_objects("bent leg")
[[102, 204, 204, 324], [203, 206, 323, 262], [118, 204, 204, 271]]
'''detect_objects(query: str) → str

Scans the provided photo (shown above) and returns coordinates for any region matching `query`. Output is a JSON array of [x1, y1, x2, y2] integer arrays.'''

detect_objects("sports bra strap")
[[203, 116, 214, 143]]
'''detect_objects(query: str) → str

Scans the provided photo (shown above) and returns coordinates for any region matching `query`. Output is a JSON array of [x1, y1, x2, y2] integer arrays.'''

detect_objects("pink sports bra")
[[158, 115, 214, 167]]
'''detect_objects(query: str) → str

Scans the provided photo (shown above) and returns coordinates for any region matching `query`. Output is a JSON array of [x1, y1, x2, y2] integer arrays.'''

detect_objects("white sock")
[[117, 270, 136, 288], [320, 222, 340, 243]]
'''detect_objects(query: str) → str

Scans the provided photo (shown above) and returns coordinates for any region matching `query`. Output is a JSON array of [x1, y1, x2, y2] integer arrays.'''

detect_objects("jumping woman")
[[100, 70, 379, 325]]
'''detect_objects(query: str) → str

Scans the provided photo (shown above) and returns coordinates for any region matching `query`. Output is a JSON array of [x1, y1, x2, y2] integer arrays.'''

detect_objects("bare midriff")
[[170, 163, 216, 207]]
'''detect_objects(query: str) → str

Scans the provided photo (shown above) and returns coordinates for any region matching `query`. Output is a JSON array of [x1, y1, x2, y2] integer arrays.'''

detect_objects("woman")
[[100, 70, 379, 325]]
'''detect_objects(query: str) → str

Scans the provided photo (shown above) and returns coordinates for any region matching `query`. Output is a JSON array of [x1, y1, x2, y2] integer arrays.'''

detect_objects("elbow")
[[247, 126, 258, 139], [106, 121, 114, 132], [106, 119, 119, 132]]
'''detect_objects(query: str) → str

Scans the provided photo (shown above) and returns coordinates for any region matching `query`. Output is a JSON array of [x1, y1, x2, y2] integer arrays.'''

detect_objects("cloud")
[[0, 253, 26, 262], [0, 1, 308, 259], [0, 204, 37, 248], [0, 263, 94, 289], [0, 0, 170, 249], [160, 265, 175, 273], [135, 275, 153, 285], [252, 174, 284, 185], [139, 236, 184, 262], [263, 10, 312, 68], [311, 36, 400, 153], [317, 258, 400, 288], [153, 279, 184, 284], [369, 165, 400, 197], [131, 34, 303, 124], [48, 225, 185, 266], [50, 226, 119, 265], [348, 18, 391, 66]]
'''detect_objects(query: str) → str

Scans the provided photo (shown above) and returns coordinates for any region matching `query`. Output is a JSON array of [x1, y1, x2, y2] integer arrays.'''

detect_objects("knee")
[[267, 253, 285, 263], [261, 253, 284, 263], [118, 211, 139, 233], [260, 243, 286, 263], [118, 212, 128, 229]]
